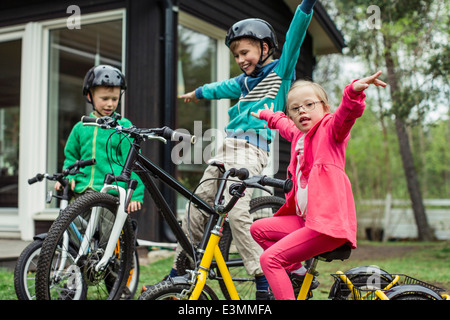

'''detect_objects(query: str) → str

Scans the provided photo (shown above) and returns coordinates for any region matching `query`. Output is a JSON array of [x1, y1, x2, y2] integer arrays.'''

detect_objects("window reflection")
[[46, 20, 122, 207], [176, 25, 217, 190]]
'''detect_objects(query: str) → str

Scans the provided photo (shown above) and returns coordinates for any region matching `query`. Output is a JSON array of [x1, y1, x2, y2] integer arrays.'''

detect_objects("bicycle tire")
[[138, 279, 218, 300], [35, 192, 134, 300], [14, 239, 43, 300], [217, 195, 285, 300]]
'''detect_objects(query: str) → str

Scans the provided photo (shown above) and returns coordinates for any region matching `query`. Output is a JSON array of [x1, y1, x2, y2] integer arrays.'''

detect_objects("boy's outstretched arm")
[[179, 90, 198, 103], [300, 0, 316, 14]]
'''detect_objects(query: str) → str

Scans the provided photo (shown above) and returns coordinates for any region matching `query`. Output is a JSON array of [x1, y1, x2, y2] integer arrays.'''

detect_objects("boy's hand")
[[128, 201, 142, 213], [353, 71, 387, 92], [179, 91, 198, 103], [54, 180, 75, 191], [251, 103, 274, 119]]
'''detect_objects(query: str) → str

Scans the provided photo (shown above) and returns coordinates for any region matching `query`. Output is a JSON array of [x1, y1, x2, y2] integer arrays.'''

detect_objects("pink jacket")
[[260, 82, 366, 248]]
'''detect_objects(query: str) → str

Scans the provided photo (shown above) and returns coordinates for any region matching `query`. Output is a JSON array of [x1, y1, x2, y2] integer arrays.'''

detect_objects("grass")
[[1, 241, 449, 300]]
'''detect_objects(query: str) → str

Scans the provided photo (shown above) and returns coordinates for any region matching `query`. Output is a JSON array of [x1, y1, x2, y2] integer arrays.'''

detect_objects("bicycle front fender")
[[384, 284, 444, 300]]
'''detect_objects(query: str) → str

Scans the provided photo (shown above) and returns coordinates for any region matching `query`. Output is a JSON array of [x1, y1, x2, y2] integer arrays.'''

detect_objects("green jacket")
[[194, 6, 313, 151], [63, 112, 144, 203]]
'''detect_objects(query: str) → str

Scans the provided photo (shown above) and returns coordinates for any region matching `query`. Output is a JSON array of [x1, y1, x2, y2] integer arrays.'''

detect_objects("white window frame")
[[0, 9, 126, 240]]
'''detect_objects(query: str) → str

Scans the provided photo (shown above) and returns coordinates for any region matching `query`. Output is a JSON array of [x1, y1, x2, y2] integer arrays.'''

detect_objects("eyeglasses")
[[289, 101, 323, 115]]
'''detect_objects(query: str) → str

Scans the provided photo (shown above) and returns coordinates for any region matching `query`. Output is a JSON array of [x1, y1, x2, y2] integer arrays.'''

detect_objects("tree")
[[321, 0, 449, 240]]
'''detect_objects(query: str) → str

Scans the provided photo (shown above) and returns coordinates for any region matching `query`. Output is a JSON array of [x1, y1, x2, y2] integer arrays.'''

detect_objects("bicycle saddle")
[[316, 243, 352, 262]]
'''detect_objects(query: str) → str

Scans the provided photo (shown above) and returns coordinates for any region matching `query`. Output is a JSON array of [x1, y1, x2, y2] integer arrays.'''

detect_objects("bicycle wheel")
[[218, 195, 285, 300], [105, 247, 140, 299], [14, 239, 43, 300], [35, 192, 134, 300], [138, 279, 218, 300]]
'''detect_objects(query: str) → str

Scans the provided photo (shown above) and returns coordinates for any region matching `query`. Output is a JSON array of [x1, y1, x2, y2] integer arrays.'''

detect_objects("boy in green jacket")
[[55, 65, 144, 212], [173, 0, 317, 299]]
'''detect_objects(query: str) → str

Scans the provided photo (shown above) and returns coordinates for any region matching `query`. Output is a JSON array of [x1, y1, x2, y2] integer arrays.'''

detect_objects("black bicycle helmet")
[[82, 65, 126, 103], [226, 18, 278, 77], [225, 18, 278, 51]]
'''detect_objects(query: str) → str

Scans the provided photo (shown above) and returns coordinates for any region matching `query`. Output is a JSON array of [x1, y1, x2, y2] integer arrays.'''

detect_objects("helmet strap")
[[249, 40, 275, 77]]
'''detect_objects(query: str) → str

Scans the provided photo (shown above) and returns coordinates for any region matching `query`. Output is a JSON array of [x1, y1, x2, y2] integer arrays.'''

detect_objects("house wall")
[[0, 0, 316, 241]]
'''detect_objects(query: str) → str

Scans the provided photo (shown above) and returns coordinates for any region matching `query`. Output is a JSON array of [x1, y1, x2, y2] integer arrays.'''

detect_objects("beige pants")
[[175, 138, 268, 276]]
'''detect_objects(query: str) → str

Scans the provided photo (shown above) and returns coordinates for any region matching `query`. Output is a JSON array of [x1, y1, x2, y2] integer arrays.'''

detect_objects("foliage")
[[315, 0, 450, 201]]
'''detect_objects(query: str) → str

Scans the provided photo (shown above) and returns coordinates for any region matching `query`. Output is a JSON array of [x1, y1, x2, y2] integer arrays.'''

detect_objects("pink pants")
[[250, 215, 347, 300]]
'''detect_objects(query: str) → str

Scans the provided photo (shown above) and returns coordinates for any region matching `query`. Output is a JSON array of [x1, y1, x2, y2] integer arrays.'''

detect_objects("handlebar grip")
[[261, 176, 293, 193], [78, 158, 97, 168], [172, 131, 197, 144], [229, 168, 249, 180], [28, 174, 45, 185], [81, 116, 98, 124]]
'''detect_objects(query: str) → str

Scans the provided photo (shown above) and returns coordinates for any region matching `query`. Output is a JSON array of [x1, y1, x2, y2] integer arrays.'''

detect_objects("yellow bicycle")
[[139, 167, 292, 300], [139, 168, 449, 301]]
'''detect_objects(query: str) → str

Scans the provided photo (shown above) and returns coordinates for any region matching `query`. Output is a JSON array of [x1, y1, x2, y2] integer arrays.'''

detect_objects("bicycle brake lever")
[[70, 169, 86, 177], [251, 183, 273, 195], [144, 133, 167, 144]]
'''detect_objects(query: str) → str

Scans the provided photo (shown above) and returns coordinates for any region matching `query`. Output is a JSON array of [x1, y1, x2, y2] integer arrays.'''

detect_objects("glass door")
[[0, 39, 21, 208]]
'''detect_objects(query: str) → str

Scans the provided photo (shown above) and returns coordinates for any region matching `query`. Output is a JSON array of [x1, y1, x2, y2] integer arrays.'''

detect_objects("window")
[[176, 24, 217, 189], [46, 19, 123, 205], [0, 39, 21, 208]]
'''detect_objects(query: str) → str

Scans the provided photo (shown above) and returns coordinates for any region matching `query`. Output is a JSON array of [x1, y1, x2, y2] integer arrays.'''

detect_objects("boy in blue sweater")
[[174, 0, 316, 299]]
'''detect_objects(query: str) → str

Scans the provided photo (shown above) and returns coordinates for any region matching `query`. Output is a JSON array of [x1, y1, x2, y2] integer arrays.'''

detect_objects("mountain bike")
[[14, 159, 140, 300], [138, 167, 293, 300], [35, 114, 284, 300], [139, 168, 449, 301]]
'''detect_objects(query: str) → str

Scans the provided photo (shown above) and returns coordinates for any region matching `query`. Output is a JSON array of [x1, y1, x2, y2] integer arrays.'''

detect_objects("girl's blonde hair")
[[287, 80, 331, 113]]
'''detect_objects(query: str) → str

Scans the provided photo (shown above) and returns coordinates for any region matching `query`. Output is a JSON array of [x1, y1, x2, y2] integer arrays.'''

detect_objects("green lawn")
[[1, 241, 449, 300]]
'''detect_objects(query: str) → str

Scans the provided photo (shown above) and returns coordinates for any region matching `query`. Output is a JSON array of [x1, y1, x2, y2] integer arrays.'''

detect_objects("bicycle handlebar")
[[28, 158, 97, 185], [227, 167, 293, 194], [214, 167, 292, 215], [81, 114, 197, 145], [260, 176, 293, 194]]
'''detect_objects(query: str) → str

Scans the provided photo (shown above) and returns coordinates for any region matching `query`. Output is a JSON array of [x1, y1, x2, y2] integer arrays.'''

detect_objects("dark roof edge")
[[314, 1, 346, 51]]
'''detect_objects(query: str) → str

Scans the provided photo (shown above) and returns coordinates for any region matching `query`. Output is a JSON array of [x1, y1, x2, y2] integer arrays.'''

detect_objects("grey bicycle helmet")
[[82, 65, 126, 103]]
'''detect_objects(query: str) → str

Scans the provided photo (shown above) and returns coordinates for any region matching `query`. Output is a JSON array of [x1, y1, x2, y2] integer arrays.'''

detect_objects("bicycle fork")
[[75, 185, 129, 272], [189, 224, 240, 300]]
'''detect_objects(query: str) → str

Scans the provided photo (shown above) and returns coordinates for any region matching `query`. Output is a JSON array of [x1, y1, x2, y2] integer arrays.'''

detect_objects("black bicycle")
[[35, 114, 285, 300]]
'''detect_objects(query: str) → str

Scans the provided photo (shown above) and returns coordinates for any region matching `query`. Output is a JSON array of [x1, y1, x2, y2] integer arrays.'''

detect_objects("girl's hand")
[[251, 103, 274, 119], [353, 71, 387, 92], [128, 201, 142, 213], [179, 91, 198, 103]]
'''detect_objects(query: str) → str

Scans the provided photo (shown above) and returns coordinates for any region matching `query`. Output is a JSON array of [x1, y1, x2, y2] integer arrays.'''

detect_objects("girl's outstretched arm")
[[353, 70, 387, 92], [251, 103, 274, 120]]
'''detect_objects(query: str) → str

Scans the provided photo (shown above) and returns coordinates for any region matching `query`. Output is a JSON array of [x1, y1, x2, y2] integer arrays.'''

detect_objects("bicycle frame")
[[189, 219, 240, 300], [74, 135, 221, 274]]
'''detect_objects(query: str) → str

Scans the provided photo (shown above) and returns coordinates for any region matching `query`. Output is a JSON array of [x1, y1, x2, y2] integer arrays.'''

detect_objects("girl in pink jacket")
[[250, 71, 386, 300]]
